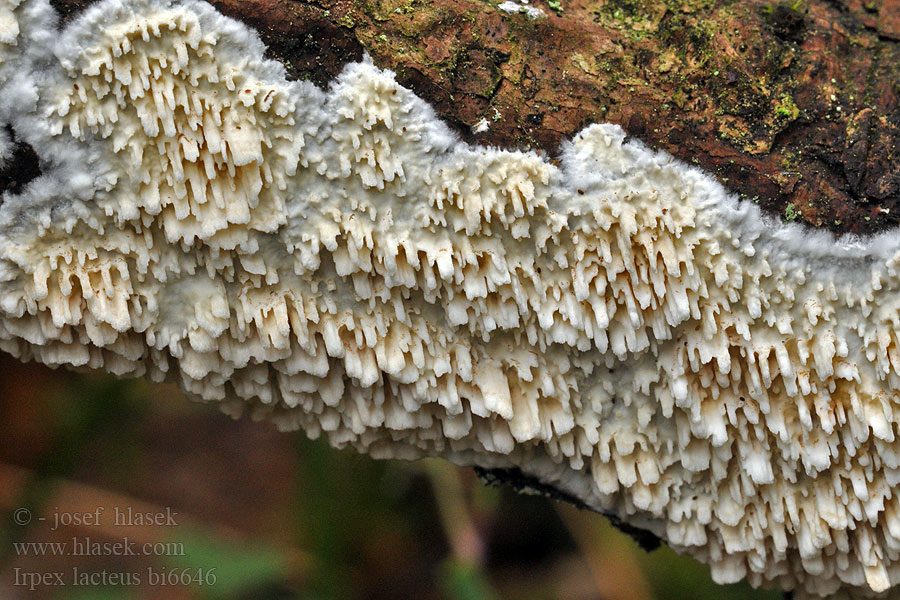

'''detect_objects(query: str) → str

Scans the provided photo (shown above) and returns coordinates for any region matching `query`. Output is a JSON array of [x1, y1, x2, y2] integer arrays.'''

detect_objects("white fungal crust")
[[0, 0, 54, 163], [3, 1, 900, 598], [0, 0, 21, 62], [0, 0, 23, 71], [49, 1, 303, 249]]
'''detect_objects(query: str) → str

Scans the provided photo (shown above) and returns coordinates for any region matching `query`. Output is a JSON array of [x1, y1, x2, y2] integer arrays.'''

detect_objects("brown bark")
[[44, 0, 900, 235]]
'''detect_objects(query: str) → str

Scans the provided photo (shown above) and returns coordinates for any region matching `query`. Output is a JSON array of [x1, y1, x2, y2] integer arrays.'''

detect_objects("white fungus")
[[2, 0, 900, 597], [472, 116, 490, 134], [497, 1, 547, 20]]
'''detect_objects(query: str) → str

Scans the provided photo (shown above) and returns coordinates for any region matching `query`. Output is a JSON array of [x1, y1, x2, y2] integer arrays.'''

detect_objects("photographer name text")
[[43, 507, 178, 531]]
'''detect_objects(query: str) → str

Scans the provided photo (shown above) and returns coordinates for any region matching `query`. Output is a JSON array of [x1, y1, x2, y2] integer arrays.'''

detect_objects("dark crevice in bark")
[[0, 127, 42, 198], [48, 0, 98, 25], [763, 3, 809, 42]]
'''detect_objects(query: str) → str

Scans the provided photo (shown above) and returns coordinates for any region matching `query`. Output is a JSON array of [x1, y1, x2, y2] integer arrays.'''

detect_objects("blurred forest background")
[[0, 352, 782, 600]]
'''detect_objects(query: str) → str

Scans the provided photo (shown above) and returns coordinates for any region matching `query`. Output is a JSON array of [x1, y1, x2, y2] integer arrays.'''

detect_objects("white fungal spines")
[[49, 0, 301, 250], [4, 0, 900, 597]]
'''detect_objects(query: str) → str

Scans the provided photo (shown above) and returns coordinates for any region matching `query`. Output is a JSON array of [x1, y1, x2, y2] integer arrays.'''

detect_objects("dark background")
[[0, 352, 780, 600]]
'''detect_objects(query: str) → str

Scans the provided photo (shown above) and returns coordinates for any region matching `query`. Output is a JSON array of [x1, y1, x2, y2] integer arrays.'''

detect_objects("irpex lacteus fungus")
[[3, 0, 900, 597]]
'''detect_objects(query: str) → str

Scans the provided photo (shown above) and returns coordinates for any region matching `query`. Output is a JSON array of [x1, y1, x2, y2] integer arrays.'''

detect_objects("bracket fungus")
[[3, 0, 900, 597]]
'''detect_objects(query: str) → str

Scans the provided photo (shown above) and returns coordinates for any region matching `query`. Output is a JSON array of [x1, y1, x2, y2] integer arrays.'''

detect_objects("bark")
[[35, 0, 900, 235]]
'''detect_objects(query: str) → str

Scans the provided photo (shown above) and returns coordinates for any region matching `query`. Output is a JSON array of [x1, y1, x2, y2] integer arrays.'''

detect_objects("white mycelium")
[[2, 0, 900, 597]]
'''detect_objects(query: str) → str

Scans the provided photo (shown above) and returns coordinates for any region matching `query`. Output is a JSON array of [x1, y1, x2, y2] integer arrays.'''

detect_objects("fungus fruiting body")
[[2, 0, 900, 597]]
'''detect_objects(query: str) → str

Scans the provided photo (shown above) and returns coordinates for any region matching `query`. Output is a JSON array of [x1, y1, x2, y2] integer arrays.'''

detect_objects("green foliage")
[[166, 531, 289, 600], [438, 559, 499, 600]]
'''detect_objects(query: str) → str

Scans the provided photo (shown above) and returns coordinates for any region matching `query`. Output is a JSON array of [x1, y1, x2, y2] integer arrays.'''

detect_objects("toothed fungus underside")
[[4, 1, 900, 598]]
